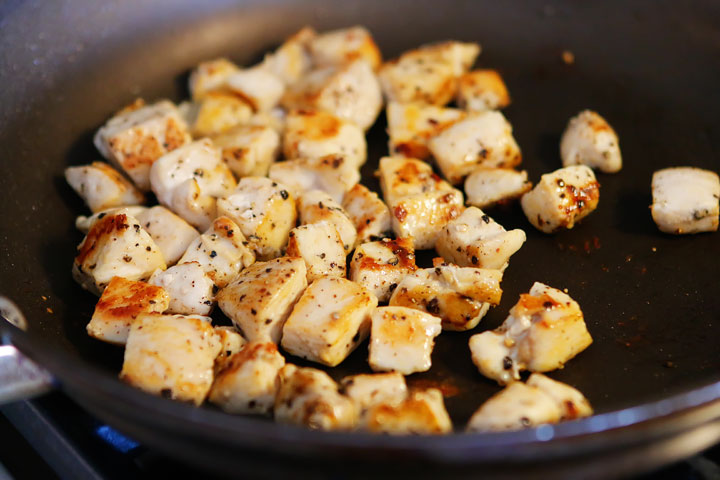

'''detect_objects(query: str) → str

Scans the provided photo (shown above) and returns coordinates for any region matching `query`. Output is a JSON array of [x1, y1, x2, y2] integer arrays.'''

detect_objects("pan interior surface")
[[0, 0, 719, 449]]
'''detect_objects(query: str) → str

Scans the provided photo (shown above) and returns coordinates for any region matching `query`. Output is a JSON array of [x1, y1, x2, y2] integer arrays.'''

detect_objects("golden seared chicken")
[[651, 167, 720, 234], [177, 216, 255, 289], [65, 162, 145, 213], [180, 92, 254, 138], [378, 156, 464, 249], [456, 69, 511, 112], [208, 341, 286, 415], [297, 189, 357, 253], [274, 364, 358, 431], [464, 167, 532, 209], [282, 109, 367, 169], [211, 124, 280, 178], [350, 238, 417, 303], [340, 373, 408, 414], [467, 374, 592, 432], [469, 282, 592, 385], [73, 213, 166, 295], [428, 110, 521, 185], [213, 326, 247, 373], [94, 99, 191, 191], [120, 313, 221, 405], [286, 222, 347, 282], [217, 257, 307, 344], [75, 206, 148, 233], [389, 262, 502, 331], [217, 177, 297, 260], [224, 67, 286, 112], [149, 138, 237, 230], [341, 184, 393, 243], [521, 165, 600, 233], [362, 389, 452, 435], [560, 110, 622, 173], [386, 101, 466, 160], [435, 207, 526, 271], [149, 261, 215, 316], [308, 26, 382, 70], [133, 206, 199, 266], [188, 58, 240, 100], [269, 154, 360, 204], [258, 27, 315, 86], [281, 59, 383, 131], [368, 306, 442, 375], [281, 277, 377, 367], [378, 41, 480, 106], [86, 276, 169, 345]]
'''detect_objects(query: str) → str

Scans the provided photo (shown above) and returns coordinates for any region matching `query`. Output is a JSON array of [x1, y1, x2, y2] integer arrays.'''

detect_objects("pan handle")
[[0, 296, 55, 404]]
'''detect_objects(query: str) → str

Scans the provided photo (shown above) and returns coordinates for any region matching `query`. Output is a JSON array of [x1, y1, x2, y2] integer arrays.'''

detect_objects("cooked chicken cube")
[[308, 26, 382, 70], [269, 155, 360, 204], [258, 27, 315, 86], [213, 325, 247, 373], [297, 190, 357, 253], [181, 92, 254, 138], [86, 276, 169, 345], [274, 364, 357, 430], [341, 184, 392, 243], [208, 341, 286, 415], [224, 68, 285, 112], [390, 189, 464, 250], [428, 110, 522, 184], [283, 109, 367, 169], [378, 41, 480, 106], [120, 313, 220, 405], [349, 238, 417, 302], [363, 389, 452, 435], [435, 207, 526, 270], [469, 282, 593, 385], [521, 165, 600, 233], [94, 99, 191, 191], [73, 213, 167, 295], [177, 216, 255, 289], [286, 222, 347, 282], [456, 69, 511, 112], [340, 373, 408, 413], [149, 138, 237, 230], [386, 101, 466, 159], [282, 277, 378, 367], [188, 58, 240, 100], [466, 382, 561, 432], [378, 156, 454, 205], [212, 124, 280, 178], [650, 167, 720, 234], [65, 162, 145, 213], [135, 206, 199, 266], [217, 257, 307, 343], [464, 167, 532, 209], [217, 177, 297, 260], [149, 262, 215, 315], [368, 306, 442, 374], [378, 156, 465, 249], [389, 263, 502, 331], [526, 373, 593, 421], [560, 110, 622, 173], [281, 59, 382, 130], [75, 206, 149, 233]]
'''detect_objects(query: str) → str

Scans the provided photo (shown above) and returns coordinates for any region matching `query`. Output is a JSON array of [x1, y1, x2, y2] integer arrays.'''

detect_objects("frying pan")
[[1, 0, 719, 478]]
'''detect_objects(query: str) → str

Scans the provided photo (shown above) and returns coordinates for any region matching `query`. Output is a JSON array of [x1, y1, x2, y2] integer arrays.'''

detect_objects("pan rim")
[[4, 323, 719, 462]]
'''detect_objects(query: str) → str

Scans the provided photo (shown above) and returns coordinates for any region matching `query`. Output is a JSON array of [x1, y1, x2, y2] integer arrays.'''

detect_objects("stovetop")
[[1, 393, 719, 480]]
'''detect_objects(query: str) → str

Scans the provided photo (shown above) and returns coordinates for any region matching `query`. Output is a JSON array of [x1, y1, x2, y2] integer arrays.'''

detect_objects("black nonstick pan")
[[1, 0, 719, 478]]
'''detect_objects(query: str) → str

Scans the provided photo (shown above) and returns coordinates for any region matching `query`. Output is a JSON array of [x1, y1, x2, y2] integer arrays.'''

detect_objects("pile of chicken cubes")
[[64, 25, 719, 436]]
